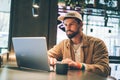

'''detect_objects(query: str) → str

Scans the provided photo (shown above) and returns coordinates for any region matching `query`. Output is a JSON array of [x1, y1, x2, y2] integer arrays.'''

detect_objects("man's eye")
[[70, 23, 74, 26], [64, 24, 67, 26]]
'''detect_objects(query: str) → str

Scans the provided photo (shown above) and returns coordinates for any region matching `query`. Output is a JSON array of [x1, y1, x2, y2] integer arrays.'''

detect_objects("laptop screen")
[[12, 37, 51, 71]]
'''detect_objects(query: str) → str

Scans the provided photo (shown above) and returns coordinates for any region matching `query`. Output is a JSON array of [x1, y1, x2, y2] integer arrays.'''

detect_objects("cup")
[[56, 62, 68, 74]]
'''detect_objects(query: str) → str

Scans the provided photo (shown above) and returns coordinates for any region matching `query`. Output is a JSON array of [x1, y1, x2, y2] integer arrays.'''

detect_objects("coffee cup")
[[56, 62, 68, 74]]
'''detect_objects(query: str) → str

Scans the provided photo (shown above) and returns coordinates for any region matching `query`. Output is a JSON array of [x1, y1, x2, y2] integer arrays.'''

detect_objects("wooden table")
[[0, 62, 111, 80], [0, 52, 116, 80]]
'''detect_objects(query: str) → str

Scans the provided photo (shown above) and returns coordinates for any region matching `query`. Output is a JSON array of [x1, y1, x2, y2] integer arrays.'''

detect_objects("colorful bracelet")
[[76, 62, 85, 70], [76, 62, 82, 69], [81, 64, 85, 70]]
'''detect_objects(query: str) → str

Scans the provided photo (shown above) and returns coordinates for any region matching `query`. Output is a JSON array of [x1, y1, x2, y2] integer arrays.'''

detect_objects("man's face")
[[63, 18, 81, 39]]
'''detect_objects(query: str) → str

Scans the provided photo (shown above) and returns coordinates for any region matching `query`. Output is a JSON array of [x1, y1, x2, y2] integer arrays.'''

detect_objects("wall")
[[8, 0, 58, 52]]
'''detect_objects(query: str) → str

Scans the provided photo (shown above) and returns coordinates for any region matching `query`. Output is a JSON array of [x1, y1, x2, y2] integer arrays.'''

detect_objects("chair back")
[[109, 56, 120, 64]]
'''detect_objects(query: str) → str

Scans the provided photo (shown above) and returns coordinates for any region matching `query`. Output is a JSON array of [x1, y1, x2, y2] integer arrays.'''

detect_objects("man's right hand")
[[48, 56, 57, 69]]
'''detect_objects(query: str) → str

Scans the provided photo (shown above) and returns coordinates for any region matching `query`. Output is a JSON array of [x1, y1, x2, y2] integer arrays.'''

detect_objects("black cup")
[[56, 62, 68, 75]]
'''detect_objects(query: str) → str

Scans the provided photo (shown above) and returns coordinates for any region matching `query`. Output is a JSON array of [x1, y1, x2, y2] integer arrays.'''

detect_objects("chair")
[[0, 56, 1, 67], [109, 56, 120, 80], [107, 76, 117, 80], [109, 56, 120, 64]]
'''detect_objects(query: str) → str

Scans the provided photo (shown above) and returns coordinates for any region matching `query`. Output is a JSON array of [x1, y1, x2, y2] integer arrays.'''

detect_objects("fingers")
[[62, 58, 73, 67], [48, 57, 81, 69], [49, 57, 57, 66], [62, 58, 72, 64], [48, 57, 57, 71], [69, 61, 77, 67], [62, 58, 78, 68]]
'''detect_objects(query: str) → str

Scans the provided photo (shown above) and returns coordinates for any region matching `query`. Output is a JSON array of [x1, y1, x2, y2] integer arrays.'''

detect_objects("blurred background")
[[0, 0, 120, 79]]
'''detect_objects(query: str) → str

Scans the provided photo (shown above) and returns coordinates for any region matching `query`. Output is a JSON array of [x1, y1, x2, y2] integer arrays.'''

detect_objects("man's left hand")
[[62, 58, 78, 68]]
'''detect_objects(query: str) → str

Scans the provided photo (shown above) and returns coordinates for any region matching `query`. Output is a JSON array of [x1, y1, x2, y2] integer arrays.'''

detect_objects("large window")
[[83, 14, 120, 56], [0, 0, 11, 53]]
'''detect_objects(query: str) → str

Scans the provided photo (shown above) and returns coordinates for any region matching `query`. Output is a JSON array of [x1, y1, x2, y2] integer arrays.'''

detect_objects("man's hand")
[[48, 56, 57, 69], [62, 58, 78, 68]]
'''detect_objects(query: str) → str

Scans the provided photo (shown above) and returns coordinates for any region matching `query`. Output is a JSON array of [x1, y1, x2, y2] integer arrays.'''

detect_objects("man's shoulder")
[[85, 35, 106, 48], [86, 35, 104, 43], [60, 39, 70, 43], [58, 39, 70, 46]]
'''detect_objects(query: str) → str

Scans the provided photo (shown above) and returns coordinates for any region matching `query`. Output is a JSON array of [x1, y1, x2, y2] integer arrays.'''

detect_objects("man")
[[48, 11, 110, 77]]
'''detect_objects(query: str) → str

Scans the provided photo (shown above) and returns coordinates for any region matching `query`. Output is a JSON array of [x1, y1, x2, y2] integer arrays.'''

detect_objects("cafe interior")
[[0, 0, 120, 80]]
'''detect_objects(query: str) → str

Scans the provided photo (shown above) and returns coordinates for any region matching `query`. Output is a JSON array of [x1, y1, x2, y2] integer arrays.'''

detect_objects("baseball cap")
[[58, 11, 82, 21]]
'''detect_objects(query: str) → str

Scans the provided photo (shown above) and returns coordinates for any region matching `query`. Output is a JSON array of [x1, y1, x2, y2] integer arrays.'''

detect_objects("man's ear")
[[80, 22, 83, 27]]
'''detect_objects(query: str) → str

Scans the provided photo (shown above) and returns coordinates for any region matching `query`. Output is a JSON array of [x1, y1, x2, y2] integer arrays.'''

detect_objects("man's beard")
[[66, 30, 79, 39]]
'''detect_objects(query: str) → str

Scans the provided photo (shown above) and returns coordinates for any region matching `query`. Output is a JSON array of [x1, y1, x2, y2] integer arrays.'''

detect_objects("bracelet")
[[76, 62, 85, 70], [76, 62, 82, 69], [81, 64, 85, 70]]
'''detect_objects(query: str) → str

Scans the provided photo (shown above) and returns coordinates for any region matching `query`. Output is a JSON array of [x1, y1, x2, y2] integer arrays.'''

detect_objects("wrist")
[[76, 62, 82, 69], [76, 62, 85, 70]]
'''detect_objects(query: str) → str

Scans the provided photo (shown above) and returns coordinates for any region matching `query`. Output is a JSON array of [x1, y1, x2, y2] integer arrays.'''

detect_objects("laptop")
[[12, 37, 53, 71]]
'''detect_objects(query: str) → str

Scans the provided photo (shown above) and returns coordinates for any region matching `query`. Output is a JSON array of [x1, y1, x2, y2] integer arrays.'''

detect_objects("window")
[[0, 0, 11, 53]]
